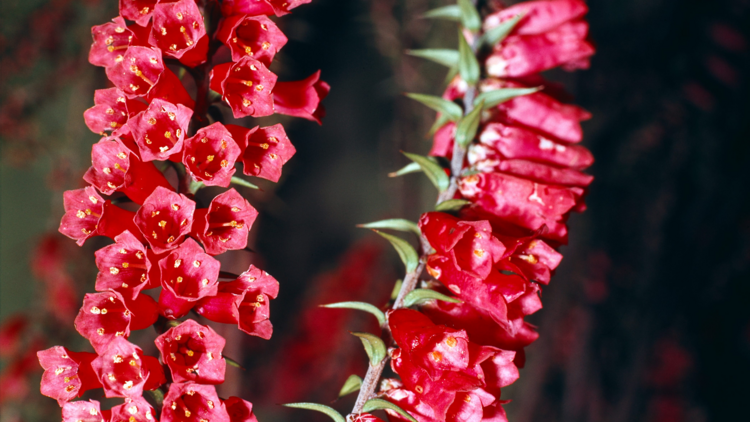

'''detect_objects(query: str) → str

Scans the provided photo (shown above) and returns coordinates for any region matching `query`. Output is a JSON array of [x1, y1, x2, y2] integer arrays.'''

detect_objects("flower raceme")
[[41, 0, 327, 420]]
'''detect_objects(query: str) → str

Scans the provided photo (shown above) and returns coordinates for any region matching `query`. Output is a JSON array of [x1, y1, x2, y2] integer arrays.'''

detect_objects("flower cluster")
[[38, 0, 326, 420]]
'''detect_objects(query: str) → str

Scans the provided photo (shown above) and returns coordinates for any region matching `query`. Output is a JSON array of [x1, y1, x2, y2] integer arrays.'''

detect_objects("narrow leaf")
[[457, 0, 481, 31], [405, 93, 462, 121], [474, 87, 540, 109], [338, 375, 362, 397], [455, 100, 484, 148], [482, 13, 525, 46], [358, 219, 420, 236], [402, 152, 450, 192], [389, 162, 422, 178], [351, 332, 387, 365], [224, 355, 246, 370], [407, 49, 459, 68], [435, 199, 471, 213], [362, 399, 418, 422], [373, 230, 419, 273], [391, 279, 403, 300], [283, 403, 345, 422], [403, 289, 462, 308], [321, 302, 386, 326], [230, 176, 260, 190], [458, 31, 479, 85], [423, 5, 461, 20]]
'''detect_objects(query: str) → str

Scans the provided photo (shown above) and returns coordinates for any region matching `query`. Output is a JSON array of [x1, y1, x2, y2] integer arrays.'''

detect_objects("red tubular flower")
[[109, 397, 157, 422], [146, 67, 197, 109], [383, 387, 442, 422], [484, 0, 588, 36], [90, 337, 159, 398], [155, 319, 226, 384], [217, 15, 288, 65], [495, 237, 562, 285], [61, 400, 106, 422], [89, 17, 135, 68], [120, 0, 160, 27], [209, 57, 277, 118], [182, 123, 242, 187], [128, 98, 193, 162], [162, 382, 230, 422], [481, 350, 519, 396], [221, 0, 312, 17], [74, 290, 158, 354], [58, 186, 141, 246], [83, 88, 148, 135], [0, 315, 27, 358], [37, 346, 101, 405], [272, 70, 330, 124], [194, 265, 279, 339], [84, 137, 174, 204], [225, 397, 259, 422], [191, 188, 259, 255], [233, 123, 296, 182], [105, 46, 165, 99], [418, 212, 506, 279], [148, 0, 206, 59], [445, 389, 507, 422], [429, 122, 456, 158], [157, 238, 221, 319], [94, 231, 153, 300], [134, 186, 196, 253]]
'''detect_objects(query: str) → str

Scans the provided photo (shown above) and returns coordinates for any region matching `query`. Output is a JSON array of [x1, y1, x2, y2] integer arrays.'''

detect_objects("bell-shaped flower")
[[155, 319, 226, 384], [217, 15, 287, 65], [105, 46, 165, 99], [94, 231, 154, 300], [182, 123, 242, 187], [128, 98, 193, 162], [58, 186, 141, 246], [148, 0, 206, 59], [135, 186, 196, 253], [483, 0, 589, 36], [209, 57, 277, 119], [83, 88, 148, 135], [119, 0, 160, 27], [61, 400, 106, 422], [162, 382, 230, 422], [90, 337, 164, 399], [109, 397, 157, 422], [444, 389, 506, 422], [37, 346, 101, 405], [273, 70, 330, 124], [191, 188, 258, 255], [157, 238, 221, 319], [89, 17, 135, 68], [221, 0, 311, 17], [225, 397, 259, 422], [231, 123, 296, 183]]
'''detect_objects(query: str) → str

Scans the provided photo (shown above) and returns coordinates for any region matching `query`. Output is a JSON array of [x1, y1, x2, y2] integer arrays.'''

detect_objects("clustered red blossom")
[[354, 1, 595, 422], [39, 0, 326, 420]]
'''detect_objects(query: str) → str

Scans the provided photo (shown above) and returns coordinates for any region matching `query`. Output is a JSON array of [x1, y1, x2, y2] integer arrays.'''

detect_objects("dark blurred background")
[[2, 0, 749, 421]]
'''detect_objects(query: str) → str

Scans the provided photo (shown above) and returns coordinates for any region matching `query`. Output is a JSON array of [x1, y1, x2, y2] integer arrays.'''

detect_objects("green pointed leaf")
[[458, 31, 480, 85], [362, 399, 418, 422], [455, 100, 484, 148], [402, 152, 450, 192], [338, 374, 362, 397], [482, 13, 525, 46], [373, 230, 418, 273], [225, 355, 245, 370], [474, 87, 540, 109], [405, 93, 462, 121], [391, 279, 403, 300], [358, 219, 420, 236], [230, 176, 260, 190], [389, 162, 422, 178], [403, 289, 462, 308], [321, 302, 386, 326], [407, 49, 459, 68], [351, 332, 387, 365], [457, 0, 481, 31], [283, 403, 345, 422], [146, 388, 164, 406], [423, 5, 461, 21], [435, 199, 471, 213]]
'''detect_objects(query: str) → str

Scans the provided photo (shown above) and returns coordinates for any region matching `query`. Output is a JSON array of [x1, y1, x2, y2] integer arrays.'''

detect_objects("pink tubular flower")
[[209, 57, 277, 119], [182, 123, 242, 187], [225, 397, 259, 422], [128, 98, 193, 161], [221, 0, 312, 17], [94, 231, 154, 299], [120, 0, 160, 27], [61, 400, 106, 422], [105, 46, 165, 98], [484, 0, 588, 36], [83, 136, 174, 204], [162, 382, 230, 422], [135, 186, 196, 253], [149, 0, 206, 59], [217, 15, 288, 65], [90, 337, 157, 398], [109, 397, 157, 422], [195, 265, 279, 339], [37, 346, 101, 405], [58, 186, 141, 246], [191, 188, 258, 255], [83, 88, 148, 135], [157, 238, 221, 319], [272, 70, 330, 124], [235, 123, 296, 182], [89, 17, 135, 68], [352, 414, 387, 422], [155, 319, 227, 384]]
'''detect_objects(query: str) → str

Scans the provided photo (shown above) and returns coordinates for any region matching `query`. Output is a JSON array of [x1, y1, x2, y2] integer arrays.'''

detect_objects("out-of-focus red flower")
[[217, 15, 287, 65], [155, 319, 227, 384], [273, 70, 330, 124], [134, 186, 196, 253], [190, 188, 258, 255], [37, 346, 101, 405], [182, 123, 242, 187], [210, 57, 277, 119], [0, 315, 28, 358]]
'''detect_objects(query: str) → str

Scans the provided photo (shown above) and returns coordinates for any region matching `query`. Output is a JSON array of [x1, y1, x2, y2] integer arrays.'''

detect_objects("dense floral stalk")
[[37, 0, 327, 420]]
